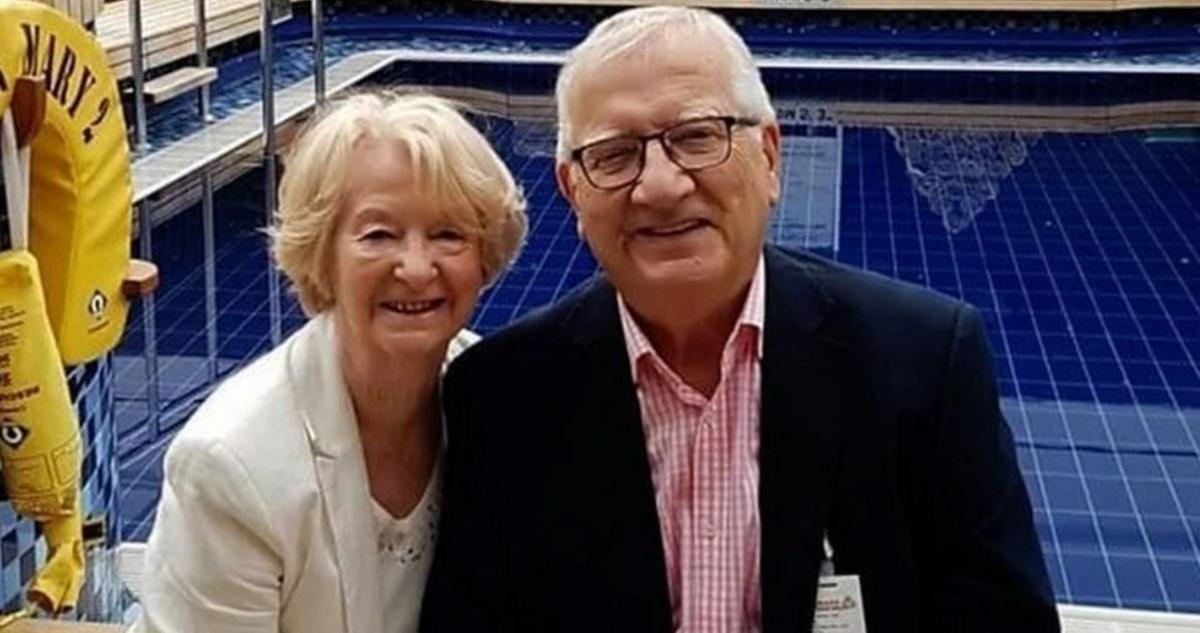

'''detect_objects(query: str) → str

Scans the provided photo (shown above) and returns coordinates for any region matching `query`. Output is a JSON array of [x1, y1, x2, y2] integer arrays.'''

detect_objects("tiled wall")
[[315, 1, 1200, 54]]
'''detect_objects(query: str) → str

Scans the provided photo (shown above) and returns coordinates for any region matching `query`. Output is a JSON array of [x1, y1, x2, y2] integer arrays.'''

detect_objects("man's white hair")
[[554, 6, 775, 162]]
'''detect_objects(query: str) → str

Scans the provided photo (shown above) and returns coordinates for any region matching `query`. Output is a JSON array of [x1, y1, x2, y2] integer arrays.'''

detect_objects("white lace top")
[[370, 458, 442, 633]]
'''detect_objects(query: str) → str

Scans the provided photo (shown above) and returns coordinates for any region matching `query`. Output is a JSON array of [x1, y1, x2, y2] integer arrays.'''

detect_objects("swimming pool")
[[116, 58, 1200, 614]]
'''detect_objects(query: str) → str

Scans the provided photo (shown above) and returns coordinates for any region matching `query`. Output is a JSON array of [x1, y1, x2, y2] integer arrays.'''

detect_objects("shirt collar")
[[617, 254, 766, 383]]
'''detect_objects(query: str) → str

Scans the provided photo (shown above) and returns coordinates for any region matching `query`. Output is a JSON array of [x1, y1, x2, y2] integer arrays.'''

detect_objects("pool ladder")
[[128, 0, 328, 440], [125, 0, 328, 152], [126, 0, 218, 152]]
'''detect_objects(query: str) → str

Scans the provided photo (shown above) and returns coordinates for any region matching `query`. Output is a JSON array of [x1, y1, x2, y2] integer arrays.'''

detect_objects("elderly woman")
[[133, 92, 526, 633]]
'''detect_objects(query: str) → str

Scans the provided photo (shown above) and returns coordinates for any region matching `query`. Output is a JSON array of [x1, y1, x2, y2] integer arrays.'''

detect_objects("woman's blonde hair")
[[272, 91, 527, 315]]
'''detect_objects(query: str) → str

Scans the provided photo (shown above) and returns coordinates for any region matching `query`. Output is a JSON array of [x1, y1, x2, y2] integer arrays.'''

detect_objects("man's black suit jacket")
[[422, 246, 1059, 633]]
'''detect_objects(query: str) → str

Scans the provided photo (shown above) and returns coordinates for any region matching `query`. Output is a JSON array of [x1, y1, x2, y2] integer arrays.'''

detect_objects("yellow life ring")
[[1, 85, 86, 617], [0, 0, 133, 365]]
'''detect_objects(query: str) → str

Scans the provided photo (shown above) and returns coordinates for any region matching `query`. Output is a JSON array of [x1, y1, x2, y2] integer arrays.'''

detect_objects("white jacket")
[[133, 313, 478, 633]]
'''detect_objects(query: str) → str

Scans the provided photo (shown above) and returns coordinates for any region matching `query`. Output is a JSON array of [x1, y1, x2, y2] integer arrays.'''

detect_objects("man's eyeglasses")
[[569, 115, 760, 190]]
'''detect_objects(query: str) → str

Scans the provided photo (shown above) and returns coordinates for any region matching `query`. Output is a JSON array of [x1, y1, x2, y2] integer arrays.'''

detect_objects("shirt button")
[[702, 520, 718, 540]]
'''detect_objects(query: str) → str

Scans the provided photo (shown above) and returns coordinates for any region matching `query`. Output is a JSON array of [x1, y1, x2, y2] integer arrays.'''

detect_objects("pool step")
[[1060, 604, 1200, 632], [143, 65, 217, 104], [114, 542, 147, 601]]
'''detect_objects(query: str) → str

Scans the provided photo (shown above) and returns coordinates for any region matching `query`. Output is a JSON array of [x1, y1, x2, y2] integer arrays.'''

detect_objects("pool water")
[[117, 61, 1200, 613]]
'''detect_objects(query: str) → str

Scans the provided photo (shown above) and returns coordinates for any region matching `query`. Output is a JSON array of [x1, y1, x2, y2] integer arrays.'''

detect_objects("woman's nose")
[[392, 240, 437, 286]]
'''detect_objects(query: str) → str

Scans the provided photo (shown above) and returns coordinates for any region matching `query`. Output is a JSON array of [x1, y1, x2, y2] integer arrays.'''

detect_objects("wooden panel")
[[107, 13, 261, 78], [473, 0, 1200, 10], [105, 10, 259, 67], [122, 258, 159, 298], [95, 0, 301, 79], [4, 621, 124, 633], [25, 0, 102, 25]]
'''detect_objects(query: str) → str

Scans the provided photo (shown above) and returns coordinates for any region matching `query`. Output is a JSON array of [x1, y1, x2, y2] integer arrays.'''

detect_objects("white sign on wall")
[[770, 125, 843, 253]]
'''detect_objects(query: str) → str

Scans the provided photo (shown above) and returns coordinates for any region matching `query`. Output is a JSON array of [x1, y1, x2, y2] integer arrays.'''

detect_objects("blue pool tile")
[[1158, 558, 1200, 608], [1077, 451, 1121, 478], [1114, 337, 1155, 362], [1143, 516, 1199, 560], [1109, 556, 1167, 609], [1126, 363, 1169, 389], [1053, 512, 1103, 554], [1176, 390, 1200, 408], [1065, 414, 1110, 446], [1086, 362, 1126, 387], [1163, 455, 1200, 484], [1035, 448, 1080, 476], [1129, 480, 1186, 517], [1134, 387, 1176, 407], [1094, 386, 1135, 404], [1146, 416, 1200, 453], [1178, 482, 1200, 516], [1164, 364, 1200, 391], [1058, 383, 1098, 403], [1119, 453, 1167, 479], [1045, 475, 1092, 513], [1062, 552, 1118, 605], [1088, 478, 1137, 515], [1098, 515, 1151, 558]]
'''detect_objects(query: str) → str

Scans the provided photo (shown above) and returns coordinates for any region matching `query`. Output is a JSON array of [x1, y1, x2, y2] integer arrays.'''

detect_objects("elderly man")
[[422, 6, 1059, 633]]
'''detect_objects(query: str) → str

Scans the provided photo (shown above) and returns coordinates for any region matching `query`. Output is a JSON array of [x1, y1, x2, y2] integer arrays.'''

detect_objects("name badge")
[[812, 574, 867, 633]]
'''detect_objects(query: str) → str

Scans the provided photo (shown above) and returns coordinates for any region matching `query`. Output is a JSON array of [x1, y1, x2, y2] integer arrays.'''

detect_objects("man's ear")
[[760, 121, 782, 206], [556, 159, 577, 209], [556, 161, 588, 238]]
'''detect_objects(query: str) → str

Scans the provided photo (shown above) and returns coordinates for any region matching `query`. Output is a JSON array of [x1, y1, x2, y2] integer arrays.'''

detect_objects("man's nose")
[[631, 139, 695, 206]]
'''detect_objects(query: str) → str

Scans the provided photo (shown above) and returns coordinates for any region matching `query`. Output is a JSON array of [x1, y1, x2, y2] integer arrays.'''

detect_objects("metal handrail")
[[261, 0, 281, 345], [128, 0, 148, 151], [313, 0, 326, 105], [195, 0, 213, 122]]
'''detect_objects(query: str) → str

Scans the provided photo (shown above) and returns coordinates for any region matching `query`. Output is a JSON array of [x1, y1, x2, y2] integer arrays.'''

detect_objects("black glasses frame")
[[569, 115, 760, 190]]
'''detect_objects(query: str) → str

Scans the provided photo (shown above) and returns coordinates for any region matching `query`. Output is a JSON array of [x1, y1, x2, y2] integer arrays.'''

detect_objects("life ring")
[[0, 0, 132, 365], [0, 77, 86, 621]]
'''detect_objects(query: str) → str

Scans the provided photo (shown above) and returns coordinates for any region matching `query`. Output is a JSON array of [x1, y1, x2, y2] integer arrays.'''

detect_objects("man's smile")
[[632, 218, 713, 239]]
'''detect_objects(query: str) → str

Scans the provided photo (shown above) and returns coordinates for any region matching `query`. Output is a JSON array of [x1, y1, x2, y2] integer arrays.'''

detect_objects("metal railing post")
[[313, 0, 326, 105], [128, 0, 149, 152], [201, 168, 218, 382], [194, 0, 213, 123], [137, 203, 159, 440], [261, 0, 282, 345]]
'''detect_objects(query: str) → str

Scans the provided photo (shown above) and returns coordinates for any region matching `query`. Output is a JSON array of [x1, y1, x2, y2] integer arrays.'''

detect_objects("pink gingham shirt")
[[617, 256, 765, 633]]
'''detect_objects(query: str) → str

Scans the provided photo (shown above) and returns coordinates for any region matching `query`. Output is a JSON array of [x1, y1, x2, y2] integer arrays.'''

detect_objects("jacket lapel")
[[567, 282, 674, 630], [285, 315, 383, 633], [760, 247, 852, 633]]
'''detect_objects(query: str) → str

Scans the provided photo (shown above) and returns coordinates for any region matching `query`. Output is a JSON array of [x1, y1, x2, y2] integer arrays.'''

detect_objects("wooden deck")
[[425, 86, 1200, 134], [476, 0, 1200, 9], [95, 0, 298, 80], [3, 621, 123, 632], [92, 0, 1200, 80]]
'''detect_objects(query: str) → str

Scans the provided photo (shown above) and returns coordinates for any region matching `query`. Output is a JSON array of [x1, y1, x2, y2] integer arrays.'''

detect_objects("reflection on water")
[[512, 118, 557, 158], [890, 127, 1039, 234]]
